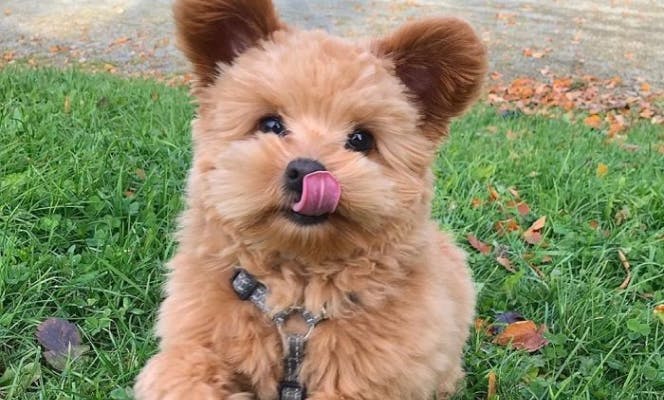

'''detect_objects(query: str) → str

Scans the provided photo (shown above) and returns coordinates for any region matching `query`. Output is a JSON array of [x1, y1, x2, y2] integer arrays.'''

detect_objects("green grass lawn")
[[1, 68, 662, 399]]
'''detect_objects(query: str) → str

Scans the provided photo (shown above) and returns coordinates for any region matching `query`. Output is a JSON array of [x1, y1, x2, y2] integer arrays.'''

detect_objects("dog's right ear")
[[174, 0, 281, 86]]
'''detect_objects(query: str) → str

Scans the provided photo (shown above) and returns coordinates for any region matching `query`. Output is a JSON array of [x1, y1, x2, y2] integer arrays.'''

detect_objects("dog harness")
[[231, 268, 327, 400]]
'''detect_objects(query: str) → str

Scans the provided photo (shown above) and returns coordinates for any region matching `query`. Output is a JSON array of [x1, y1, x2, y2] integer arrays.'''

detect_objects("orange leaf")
[[517, 202, 531, 216], [596, 163, 608, 178], [508, 187, 520, 200], [640, 82, 650, 92], [584, 115, 602, 129], [111, 36, 131, 46], [523, 216, 546, 244], [494, 320, 549, 352], [523, 230, 541, 245], [496, 256, 516, 273], [488, 186, 500, 202], [2, 51, 15, 61], [467, 234, 492, 255], [471, 197, 484, 209], [495, 219, 521, 235], [528, 216, 547, 231]]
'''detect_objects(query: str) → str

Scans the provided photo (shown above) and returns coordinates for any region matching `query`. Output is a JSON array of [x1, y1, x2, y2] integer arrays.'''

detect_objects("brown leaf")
[[517, 202, 531, 216], [523, 216, 546, 244], [123, 189, 135, 198], [487, 371, 497, 399], [471, 197, 484, 209], [496, 256, 516, 273], [584, 115, 602, 129], [488, 186, 500, 202], [508, 187, 520, 200], [617, 250, 631, 290], [640, 82, 651, 92], [4, 8, 11, 16], [135, 168, 147, 180], [588, 220, 599, 230], [110, 36, 131, 46], [495, 218, 521, 235], [494, 320, 549, 352], [467, 234, 492, 255], [2, 50, 15, 61]]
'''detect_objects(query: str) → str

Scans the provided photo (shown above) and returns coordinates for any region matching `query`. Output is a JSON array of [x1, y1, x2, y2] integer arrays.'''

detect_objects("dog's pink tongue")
[[292, 171, 341, 216]]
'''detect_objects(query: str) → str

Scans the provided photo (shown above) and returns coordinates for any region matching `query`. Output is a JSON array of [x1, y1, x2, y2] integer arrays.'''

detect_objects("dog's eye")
[[258, 115, 286, 136], [345, 129, 374, 153]]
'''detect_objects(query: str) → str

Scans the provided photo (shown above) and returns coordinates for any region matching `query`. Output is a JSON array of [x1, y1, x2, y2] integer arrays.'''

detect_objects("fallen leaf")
[[467, 234, 492, 255], [471, 197, 484, 209], [2, 50, 15, 61], [4, 8, 11, 16], [135, 168, 147, 180], [494, 320, 549, 352], [596, 163, 608, 178], [490, 71, 503, 81], [496, 256, 516, 273], [123, 189, 135, 198], [110, 36, 131, 46], [488, 186, 500, 202], [588, 220, 599, 229], [528, 263, 545, 278], [654, 304, 664, 324], [517, 202, 531, 216], [640, 82, 650, 92], [508, 187, 520, 200], [495, 218, 521, 235], [614, 206, 630, 225], [63, 96, 71, 114], [487, 371, 497, 399], [36, 318, 89, 370], [584, 114, 602, 129], [523, 216, 546, 244], [474, 318, 488, 331], [617, 250, 631, 290]]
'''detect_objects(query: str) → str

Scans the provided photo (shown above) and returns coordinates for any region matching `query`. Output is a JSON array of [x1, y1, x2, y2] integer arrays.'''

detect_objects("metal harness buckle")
[[231, 268, 326, 400]]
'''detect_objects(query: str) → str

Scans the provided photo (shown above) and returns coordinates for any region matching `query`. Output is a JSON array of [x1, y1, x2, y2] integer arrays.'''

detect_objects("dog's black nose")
[[284, 158, 326, 193]]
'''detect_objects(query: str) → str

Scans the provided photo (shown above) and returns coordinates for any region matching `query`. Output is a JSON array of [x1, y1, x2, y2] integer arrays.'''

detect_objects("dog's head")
[[175, 0, 486, 259]]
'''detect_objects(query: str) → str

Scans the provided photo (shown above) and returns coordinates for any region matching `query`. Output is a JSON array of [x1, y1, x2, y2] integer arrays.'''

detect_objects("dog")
[[135, 1, 487, 399]]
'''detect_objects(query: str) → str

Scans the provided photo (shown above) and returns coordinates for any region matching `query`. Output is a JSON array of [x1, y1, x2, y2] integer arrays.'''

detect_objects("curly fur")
[[135, 1, 487, 399]]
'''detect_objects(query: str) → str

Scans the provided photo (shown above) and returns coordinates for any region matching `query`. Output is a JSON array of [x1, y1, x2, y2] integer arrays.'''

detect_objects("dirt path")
[[1, 0, 663, 88]]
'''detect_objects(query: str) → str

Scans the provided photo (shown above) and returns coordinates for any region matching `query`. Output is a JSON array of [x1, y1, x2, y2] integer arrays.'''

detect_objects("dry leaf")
[[467, 234, 492, 255], [523, 216, 546, 244], [584, 115, 602, 129], [588, 220, 599, 229], [496, 256, 516, 273], [111, 36, 131, 46], [517, 202, 531, 216], [494, 320, 549, 352], [488, 186, 500, 202], [135, 168, 147, 180], [654, 304, 664, 324], [495, 218, 521, 235], [2, 50, 15, 61], [596, 163, 608, 178], [475, 318, 488, 332], [36, 318, 89, 371], [617, 250, 631, 290], [640, 82, 650, 92], [471, 197, 484, 209], [487, 371, 497, 399], [508, 187, 520, 200], [4, 8, 11, 16], [123, 189, 135, 198]]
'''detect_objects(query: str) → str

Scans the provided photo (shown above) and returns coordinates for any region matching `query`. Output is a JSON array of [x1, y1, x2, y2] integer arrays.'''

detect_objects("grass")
[[0, 67, 662, 399]]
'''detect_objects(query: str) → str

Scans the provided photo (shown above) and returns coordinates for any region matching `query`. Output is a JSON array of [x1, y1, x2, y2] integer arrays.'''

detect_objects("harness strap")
[[231, 268, 325, 400]]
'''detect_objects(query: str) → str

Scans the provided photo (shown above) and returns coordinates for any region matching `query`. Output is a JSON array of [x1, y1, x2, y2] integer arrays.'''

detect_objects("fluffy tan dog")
[[135, 1, 487, 399]]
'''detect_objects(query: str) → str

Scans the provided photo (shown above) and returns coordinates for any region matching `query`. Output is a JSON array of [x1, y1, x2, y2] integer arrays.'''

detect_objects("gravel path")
[[1, 0, 663, 88]]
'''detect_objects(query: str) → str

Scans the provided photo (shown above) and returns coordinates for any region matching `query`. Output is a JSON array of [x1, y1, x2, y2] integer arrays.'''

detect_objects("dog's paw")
[[134, 347, 227, 400]]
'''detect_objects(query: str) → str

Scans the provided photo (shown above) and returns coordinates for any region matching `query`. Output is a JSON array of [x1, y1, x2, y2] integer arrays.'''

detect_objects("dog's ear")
[[374, 18, 487, 139], [174, 0, 281, 86]]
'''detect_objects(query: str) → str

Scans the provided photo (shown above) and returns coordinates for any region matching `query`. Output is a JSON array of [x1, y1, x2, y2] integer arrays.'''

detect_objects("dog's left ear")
[[374, 18, 487, 139], [174, 0, 282, 87]]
